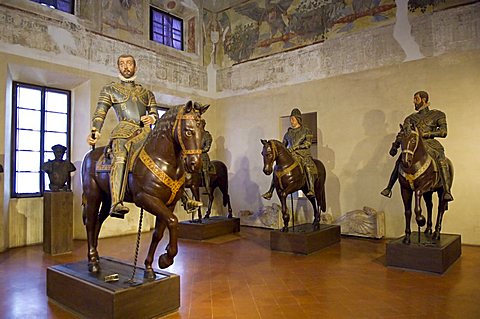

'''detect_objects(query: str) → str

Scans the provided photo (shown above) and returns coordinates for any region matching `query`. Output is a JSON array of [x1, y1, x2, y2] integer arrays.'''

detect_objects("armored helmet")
[[290, 108, 302, 124]]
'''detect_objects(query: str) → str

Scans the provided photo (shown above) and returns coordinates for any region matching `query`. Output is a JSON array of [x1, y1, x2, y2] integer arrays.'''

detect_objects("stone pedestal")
[[386, 232, 461, 273], [47, 257, 180, 319], [43, 191, 73, 255], [270, 223, 341, 255], [179, 216, 240, 240]]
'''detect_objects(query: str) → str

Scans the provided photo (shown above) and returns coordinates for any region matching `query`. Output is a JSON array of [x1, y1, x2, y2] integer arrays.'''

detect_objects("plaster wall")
[[211, 51, 480, 244]]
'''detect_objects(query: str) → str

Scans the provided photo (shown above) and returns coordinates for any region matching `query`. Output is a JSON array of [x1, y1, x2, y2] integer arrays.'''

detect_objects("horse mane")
[[148, 104, 183, 141]]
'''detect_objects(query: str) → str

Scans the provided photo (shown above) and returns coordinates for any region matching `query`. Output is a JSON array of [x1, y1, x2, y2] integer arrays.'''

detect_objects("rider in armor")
[[87, 55, 158, 218], [200, 119, 213, 195], [381, 91, 453, 201], [262, 108, 317, 199]]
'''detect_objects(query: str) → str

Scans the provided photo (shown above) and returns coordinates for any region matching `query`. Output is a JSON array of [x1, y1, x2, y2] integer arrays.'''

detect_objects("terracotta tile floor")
[[1, 226, 479, 319]]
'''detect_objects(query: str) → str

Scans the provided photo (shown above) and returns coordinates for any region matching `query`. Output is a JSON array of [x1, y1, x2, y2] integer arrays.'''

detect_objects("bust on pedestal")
[[42, 144, 76, 255]]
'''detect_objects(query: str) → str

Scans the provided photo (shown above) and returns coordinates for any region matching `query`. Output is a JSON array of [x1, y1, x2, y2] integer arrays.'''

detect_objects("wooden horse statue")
[[398, 123, 454, 244], [184, 160, 233, 222], [81, 101, 209, 278], [260, 139, 327, 232]]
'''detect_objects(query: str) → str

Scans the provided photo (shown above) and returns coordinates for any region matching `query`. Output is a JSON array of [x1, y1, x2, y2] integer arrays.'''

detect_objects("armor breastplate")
[[406, 108, 445, 134], [109, 83, 151, 124], [284, 127, 307, 149]]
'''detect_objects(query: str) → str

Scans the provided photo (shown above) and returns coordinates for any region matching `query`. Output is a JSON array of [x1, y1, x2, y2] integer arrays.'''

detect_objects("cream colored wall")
[[210, 51, 480, 245]]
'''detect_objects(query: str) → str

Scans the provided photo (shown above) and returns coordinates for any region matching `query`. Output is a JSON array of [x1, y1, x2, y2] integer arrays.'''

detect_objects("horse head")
[[399, 123, 420, 169], [261, 139, 277, 175], [173, 100, 209, 173]]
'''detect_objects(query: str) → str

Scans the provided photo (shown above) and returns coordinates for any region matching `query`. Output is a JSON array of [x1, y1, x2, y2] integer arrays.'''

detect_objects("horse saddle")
[[95, 128, 149, 173]]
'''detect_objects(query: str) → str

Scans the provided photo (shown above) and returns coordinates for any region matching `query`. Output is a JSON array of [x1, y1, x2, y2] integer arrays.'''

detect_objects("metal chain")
[[126, 208, 144, 284]]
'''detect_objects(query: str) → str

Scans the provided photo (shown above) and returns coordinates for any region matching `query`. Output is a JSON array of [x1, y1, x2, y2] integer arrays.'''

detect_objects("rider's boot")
[[305, 170, 315, 197], [381, 160, 399, 198], [109, 159, 129, 219], [439, 160, 453, 202], [261, 181, 275, 200]]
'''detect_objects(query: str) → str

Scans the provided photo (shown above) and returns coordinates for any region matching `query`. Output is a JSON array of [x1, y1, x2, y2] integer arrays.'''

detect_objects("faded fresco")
[[203, 0, 467, 67], [102, 0, 144, 41]]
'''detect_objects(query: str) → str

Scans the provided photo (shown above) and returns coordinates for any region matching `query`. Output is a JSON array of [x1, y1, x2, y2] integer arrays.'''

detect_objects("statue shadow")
[[341, 110, 398, 211]]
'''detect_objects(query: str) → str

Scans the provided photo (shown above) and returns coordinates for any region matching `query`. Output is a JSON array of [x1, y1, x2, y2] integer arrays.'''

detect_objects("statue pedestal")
[[47, 257, 180, 319], [43, 191, 73, 255], [270, 223, 341, 255], [178, 216, 240, 240], [386, 232, 461, 273]]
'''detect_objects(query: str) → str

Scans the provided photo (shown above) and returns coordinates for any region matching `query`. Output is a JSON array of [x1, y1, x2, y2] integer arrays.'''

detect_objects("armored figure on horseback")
[[87, 54, 158, 218], [200, 119, 213, 195], [381, 91, 453, 202], [263, 108, 317, 199]]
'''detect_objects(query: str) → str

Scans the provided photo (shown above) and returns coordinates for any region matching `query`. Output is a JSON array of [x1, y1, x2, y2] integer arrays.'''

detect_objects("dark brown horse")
[[261, 139, 327, 232], [398, 123, 454, 244], [184, 160, 233, 222], [81, 101, 209, 278]]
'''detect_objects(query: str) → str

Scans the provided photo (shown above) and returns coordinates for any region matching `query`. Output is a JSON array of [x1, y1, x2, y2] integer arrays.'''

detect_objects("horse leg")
[[400, 187, 413, 244], [205, 188, 214, 219], [192, 186, 203, 222], [144, 217, 167, 279], [308, 195, 320, 230], [433, 196, 446, 240], [414, 190, 426, 228], [279, 193, 289, 232], [83, 192, 102, 273], [423, 192, 433, 236], [225, 193, 233, 218], [139, 193, 178, 269]]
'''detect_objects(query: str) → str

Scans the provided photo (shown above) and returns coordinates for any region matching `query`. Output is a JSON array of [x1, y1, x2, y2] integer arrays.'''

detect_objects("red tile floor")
[[0, 226, 479, 319]]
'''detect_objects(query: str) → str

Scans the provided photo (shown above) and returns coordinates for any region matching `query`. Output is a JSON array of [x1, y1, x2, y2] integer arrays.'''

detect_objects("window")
[[150, 7, 183, 51], [29, 0, 74, 14], [12, 82, 71, 197]]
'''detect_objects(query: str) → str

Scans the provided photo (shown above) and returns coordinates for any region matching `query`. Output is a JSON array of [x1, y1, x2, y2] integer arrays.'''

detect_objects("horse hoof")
[[88, 262, 100, 273], [416, 215, 426, 227], [281, 227, 289, 233], [144, 267, 156, 280], [158, 254, 174, 269], [424, 228, 432, 237], [227, 213, 233, 218], [432, 231, 441, 240], [402, 236, 411, 245]]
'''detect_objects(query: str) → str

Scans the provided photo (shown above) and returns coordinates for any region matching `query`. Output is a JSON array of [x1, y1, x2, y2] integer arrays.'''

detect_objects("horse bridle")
[[172, 108, 202, 156], [401, 128, 419, 159], [268, 140, 299, 186]]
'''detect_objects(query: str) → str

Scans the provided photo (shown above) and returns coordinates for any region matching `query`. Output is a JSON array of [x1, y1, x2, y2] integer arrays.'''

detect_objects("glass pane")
[[17, 109, 41, 130], [44, 132, 67, 152], [173, 19, 182, 30], [46, 112, 68, 132], [16, 172, 40, 194], [44, 151, 55, 162], [17, 130, 40, 151], [18, 87, 41, 110], [16, 151, 40, 171], [46, 91, 68, 113]]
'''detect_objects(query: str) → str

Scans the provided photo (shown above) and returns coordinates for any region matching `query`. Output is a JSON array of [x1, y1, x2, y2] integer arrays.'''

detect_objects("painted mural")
[[203, 0, 468, 67], [102, 0, 144, 41]]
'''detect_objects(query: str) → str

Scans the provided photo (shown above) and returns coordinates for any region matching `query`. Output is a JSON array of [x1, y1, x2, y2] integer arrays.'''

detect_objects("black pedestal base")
[[270, 223, 341, 254], [386, 232, 461, 274], [47, 257, 180, 319], [179, 216, 240, 240]]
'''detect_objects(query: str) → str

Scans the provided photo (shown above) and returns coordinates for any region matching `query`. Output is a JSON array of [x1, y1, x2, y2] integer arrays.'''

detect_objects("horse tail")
[[315, 159, 327, 212]]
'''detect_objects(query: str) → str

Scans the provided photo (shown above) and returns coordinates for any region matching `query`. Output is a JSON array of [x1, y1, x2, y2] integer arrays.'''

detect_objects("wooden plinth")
[[43, 191, 73, 255], [179, 216, 240, 240], [386, 232, 462, 274], [270, 223, 341, 255], [47, 257, 180, 319]]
